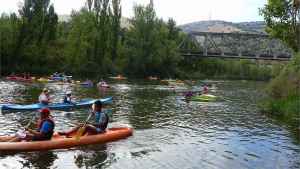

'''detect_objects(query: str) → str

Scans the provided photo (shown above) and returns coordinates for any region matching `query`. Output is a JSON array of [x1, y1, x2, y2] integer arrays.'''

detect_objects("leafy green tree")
[[125, 2, 182, 77], [260, 0, 300, 52], [0, 13, 21, 74], [260, 0, 300, 127], [111, 0, 122, 63]]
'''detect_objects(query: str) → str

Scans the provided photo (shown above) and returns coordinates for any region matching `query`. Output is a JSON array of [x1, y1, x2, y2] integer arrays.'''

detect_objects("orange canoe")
[[0, 127, 133, 152]]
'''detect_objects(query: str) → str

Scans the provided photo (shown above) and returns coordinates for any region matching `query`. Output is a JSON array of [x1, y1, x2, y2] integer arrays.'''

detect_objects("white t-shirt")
[[39, 93, 49, 103]]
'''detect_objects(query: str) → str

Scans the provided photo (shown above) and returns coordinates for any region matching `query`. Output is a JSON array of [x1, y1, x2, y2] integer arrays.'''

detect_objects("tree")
[[111, 0, 122, 63], [260, 0, 300, 52], [125, 2, 182, 77]]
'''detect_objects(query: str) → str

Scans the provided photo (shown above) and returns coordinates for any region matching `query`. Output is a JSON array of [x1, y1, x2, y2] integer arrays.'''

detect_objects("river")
[[0, 79, 299, 169]]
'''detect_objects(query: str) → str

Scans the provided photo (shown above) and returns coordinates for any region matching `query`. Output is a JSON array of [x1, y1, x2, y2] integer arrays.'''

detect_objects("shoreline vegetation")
[[261, 53, 300, 133], [260, 0, 300, 134], [0, 0, 282, 81]]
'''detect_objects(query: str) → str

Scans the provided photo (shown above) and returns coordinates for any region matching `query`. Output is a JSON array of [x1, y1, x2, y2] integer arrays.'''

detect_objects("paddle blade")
[[75, 127, 85, 140]]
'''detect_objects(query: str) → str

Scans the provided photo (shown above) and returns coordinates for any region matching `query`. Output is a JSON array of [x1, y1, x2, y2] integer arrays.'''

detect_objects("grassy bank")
[[262, 53, 300, 132], [179, 58, 283, 81]]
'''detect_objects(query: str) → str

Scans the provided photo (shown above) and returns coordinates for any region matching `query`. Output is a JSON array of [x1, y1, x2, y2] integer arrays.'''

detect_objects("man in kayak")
[[4, 108, 55, 142], [27, 108, 55, 141], [39, 88, 50, 105], [59, 100, 109, 136], [63, 91, 73, 104]]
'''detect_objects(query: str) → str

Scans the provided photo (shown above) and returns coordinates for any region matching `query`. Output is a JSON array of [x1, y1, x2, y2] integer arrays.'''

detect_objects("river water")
[[0, 79, 299, 169]]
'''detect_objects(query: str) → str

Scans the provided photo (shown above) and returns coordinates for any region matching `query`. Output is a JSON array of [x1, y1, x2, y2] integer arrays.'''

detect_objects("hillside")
[[179, 20, 266, 34]]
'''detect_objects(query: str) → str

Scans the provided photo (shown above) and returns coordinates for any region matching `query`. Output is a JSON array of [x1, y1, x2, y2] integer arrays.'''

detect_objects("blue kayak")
[[0, 97, 112, 112]]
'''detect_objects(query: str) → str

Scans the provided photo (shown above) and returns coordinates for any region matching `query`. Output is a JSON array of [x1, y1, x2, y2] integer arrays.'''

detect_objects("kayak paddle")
[[75, 111, 93, 140], [9, 115, 36, 142], [25, 115, 36, 129]]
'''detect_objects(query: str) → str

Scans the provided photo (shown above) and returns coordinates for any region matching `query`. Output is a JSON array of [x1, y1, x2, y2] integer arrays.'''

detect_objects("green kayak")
[[191, 94, 217, 102]]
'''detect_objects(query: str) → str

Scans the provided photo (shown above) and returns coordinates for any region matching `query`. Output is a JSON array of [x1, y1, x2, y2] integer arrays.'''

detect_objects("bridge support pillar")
[[204, 48, 207, 56]]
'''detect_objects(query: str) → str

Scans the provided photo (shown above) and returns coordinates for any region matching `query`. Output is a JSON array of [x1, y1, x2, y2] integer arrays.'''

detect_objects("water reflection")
[[0, 80, 299, 169], [74, 145, 109, 169], [21, 152, 57, 169]]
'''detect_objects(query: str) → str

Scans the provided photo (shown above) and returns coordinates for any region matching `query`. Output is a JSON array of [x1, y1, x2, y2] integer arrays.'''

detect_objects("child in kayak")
[[59, 100, 109, 136]]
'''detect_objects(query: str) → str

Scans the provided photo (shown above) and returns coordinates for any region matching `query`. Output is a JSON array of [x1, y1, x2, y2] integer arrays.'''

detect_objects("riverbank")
[[179, 58, 283, 81], [261, 53, 300, 133]]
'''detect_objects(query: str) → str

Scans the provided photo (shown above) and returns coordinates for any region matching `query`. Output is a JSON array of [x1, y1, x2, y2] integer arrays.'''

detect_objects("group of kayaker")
[[38, 88, 73, 105], [0, 90, 109, 142], [184, 84, 209, 99]]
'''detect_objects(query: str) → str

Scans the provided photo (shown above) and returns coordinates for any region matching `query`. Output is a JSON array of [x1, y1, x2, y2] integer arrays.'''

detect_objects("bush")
[[263, 53, 300, 130]]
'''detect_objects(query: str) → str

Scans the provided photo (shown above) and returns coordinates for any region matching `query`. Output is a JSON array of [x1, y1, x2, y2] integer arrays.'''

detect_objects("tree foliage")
[[260, 0, 300, 52], [0, 0, 274, 80], [261, 0, 300, 127], [125, 3, 182, 77]]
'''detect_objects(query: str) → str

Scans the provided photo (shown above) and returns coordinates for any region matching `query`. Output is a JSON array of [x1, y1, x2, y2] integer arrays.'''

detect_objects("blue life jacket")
[[36, 118, 55, 140], [95, 111, 109, 130]]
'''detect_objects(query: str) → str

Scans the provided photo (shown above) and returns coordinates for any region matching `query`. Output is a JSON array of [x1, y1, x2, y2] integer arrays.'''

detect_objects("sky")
[[0, 0, 267, 25]]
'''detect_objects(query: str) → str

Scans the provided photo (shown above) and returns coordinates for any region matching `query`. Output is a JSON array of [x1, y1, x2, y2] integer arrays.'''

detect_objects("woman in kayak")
[[39, 88, 50, 105], [1, 108, 55, 142], [59, 100, 109, 136]]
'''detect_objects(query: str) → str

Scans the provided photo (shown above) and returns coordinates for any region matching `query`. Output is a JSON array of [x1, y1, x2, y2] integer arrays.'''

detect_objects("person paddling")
[[202, 85, 209, 95], [63, 91, 73, 104], [184, 91, 194, 99], [6, 108, 55, 142], [39, 88, 50, 105], [59, 100, 109, 136]]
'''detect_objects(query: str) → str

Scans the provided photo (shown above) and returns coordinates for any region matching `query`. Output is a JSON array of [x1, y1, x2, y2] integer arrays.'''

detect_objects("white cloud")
[[0, 0, 267, 24]]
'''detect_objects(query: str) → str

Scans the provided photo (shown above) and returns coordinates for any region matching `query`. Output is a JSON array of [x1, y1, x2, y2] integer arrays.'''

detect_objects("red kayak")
[[6, 76, 32, 83]]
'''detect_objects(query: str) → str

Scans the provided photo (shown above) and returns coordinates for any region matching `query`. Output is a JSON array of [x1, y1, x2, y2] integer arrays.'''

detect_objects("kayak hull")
[[191, 94, 217, 102], [80, 83, 94, 87], [109, 76, 127, 80], [1, 97, 113, 112], [6, 76, 32, 83], [0, 127, 133, 152]]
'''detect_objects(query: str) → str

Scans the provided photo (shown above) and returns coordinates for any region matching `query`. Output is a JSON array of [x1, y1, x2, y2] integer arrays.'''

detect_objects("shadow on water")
[[74, 144, 110, 169]]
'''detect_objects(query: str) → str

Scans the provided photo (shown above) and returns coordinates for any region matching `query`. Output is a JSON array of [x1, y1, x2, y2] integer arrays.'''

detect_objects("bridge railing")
[[179, 32, 293, 61]]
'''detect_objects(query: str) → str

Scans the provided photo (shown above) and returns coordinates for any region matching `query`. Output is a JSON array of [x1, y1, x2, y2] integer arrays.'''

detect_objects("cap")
[[39, 108, 50, 114], [66, 91, 72, 95], [94, 100, 102, 106], [43, 88, 49, 92]]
